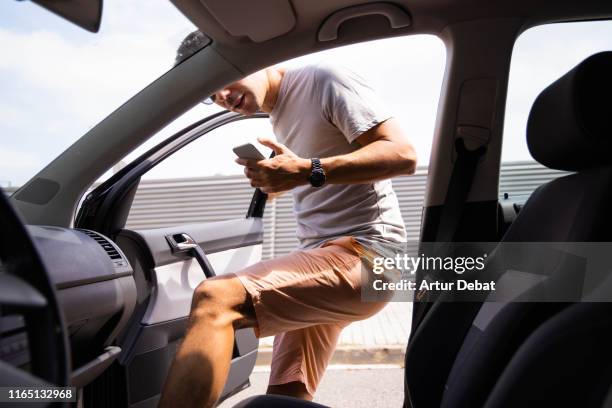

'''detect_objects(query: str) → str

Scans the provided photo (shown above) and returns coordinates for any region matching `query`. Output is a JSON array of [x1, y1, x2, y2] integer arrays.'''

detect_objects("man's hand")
[[236, 138, 311, 193]]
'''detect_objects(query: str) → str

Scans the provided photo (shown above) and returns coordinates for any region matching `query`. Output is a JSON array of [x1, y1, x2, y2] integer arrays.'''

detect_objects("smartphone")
[[233, 143, 266, 161]]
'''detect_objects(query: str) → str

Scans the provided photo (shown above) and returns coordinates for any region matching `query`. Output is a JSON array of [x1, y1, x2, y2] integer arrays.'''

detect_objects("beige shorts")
[[235, 236, 388, 396]]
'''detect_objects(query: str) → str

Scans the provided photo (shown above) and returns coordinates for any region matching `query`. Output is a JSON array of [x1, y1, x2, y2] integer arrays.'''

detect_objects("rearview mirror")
[[29, 0, 103, 33]]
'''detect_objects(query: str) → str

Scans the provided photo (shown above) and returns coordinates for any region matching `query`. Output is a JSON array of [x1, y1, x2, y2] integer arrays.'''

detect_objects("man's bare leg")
[[159, 274, 255, 408], [267, 382, 312, 400]]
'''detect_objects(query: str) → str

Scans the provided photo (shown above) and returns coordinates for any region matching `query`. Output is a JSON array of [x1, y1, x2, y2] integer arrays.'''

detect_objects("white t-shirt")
[[269, 63, 407, 249]]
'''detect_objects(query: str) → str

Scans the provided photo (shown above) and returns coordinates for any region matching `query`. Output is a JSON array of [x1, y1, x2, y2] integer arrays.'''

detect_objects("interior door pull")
[[171, 233, 199, 251], [165, 233, 217, 278]]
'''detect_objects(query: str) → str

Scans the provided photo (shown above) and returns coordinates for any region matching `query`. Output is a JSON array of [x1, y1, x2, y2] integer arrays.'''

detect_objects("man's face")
[[212, 70, 268, 115]]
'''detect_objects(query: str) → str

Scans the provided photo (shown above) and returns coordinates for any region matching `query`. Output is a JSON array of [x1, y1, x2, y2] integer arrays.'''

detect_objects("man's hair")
[[174, 30, 209, 67]]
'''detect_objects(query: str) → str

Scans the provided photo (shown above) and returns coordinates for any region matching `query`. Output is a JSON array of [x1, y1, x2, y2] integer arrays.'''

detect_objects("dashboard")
[[1, 226, 136, 372]]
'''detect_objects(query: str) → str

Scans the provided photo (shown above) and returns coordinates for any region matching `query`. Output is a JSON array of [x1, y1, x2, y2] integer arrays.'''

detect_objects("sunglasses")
[[202, 94, 216, 105]]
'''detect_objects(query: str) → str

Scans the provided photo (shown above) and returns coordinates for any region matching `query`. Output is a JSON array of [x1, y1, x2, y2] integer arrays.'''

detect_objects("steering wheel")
[[0, 188, 70, 389]]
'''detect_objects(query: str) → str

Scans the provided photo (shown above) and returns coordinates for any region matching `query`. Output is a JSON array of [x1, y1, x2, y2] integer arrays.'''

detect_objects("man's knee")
[[190, 275, 255, 328]]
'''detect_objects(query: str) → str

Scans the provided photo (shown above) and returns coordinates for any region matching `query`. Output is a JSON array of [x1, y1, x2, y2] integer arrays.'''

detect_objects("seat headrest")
[[527, 52, 612, 171]]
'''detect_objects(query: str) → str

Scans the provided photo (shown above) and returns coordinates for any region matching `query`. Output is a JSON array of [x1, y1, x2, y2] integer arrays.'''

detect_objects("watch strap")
[[309, 158, 326, 187]]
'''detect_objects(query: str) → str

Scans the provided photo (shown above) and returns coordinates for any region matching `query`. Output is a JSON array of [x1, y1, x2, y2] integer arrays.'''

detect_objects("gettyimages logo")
[[371, 253, 487, 275], [369, 252, 494, 295]]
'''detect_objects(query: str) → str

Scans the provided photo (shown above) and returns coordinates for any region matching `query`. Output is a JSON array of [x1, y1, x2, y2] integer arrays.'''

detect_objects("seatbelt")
[[411, 137, 486, 331], [435, 137, 487, 243]]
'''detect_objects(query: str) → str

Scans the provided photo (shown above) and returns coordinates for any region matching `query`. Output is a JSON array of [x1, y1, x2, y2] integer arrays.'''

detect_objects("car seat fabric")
[[405, 51, 612, 408], [483, 300, 612, 408]]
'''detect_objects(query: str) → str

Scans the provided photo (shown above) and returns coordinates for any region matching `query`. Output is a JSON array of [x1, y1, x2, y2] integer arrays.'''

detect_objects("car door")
[[75, 110, 270, 408]]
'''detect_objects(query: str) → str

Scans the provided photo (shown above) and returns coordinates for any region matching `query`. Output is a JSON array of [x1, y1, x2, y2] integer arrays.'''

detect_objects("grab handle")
[[318, 3, 411, 42]]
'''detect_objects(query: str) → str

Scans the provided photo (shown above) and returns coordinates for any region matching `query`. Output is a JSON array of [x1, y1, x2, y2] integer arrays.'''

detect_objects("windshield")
[[0, 0, 199, 191]]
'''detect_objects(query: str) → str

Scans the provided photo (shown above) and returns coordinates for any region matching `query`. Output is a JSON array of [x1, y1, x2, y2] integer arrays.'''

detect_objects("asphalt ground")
[[219, 365, 405, 408]]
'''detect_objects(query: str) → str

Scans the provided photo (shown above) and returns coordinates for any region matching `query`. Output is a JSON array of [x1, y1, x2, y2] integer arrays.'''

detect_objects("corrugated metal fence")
[[126, 161, 566, 259]]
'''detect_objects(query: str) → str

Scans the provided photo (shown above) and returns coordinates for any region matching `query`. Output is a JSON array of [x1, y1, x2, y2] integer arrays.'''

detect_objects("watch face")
[[309, 171, 326, 187]]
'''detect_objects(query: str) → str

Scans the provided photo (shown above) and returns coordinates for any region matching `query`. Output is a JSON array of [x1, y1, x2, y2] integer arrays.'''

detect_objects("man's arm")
[[320, 118, 416, 184], [236, 118, 416, 193]]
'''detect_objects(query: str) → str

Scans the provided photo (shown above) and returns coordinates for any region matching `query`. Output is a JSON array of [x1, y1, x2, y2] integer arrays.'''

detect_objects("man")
[[160, 31, 417, 407]]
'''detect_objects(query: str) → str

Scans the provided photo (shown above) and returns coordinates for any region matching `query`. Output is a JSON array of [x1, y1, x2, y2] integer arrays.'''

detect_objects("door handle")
[[167, 233, 199, 252], [165, 233, 217, 278]]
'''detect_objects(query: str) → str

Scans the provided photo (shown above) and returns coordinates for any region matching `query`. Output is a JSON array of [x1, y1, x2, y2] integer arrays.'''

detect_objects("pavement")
[[256, 302, 412, 366]]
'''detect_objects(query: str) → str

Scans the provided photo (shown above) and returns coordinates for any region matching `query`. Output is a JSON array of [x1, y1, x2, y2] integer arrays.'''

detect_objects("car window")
[[121, 35, 445, 258], [0, 0, 200, 190], [124, 117, 272, 230], [500, 20, 612, 201]]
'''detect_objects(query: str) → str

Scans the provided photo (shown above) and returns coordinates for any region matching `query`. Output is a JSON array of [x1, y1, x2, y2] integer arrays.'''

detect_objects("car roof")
[[173, 0, 612, 72]]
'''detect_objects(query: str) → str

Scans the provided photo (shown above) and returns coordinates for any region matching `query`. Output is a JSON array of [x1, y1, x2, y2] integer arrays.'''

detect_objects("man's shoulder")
[[288, 62, 354, 85], [312, 63, 355, 83]]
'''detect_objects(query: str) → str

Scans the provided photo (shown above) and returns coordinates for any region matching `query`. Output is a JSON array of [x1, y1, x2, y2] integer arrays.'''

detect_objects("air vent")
[[78, 229, 122, 260]]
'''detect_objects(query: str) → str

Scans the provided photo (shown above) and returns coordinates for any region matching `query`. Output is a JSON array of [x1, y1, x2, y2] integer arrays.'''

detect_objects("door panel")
[[120, 218, 263, 325], [143, 244, 261, 324], [113, 217, 262, 407], [137, 219, 263, 324]]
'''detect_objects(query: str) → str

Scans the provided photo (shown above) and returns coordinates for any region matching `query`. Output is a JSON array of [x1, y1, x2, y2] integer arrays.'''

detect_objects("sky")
[[1, 1, 612, 187]]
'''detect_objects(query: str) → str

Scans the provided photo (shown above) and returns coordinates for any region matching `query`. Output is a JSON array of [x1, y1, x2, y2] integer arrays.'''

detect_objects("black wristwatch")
[[308, 158, 326, 187]]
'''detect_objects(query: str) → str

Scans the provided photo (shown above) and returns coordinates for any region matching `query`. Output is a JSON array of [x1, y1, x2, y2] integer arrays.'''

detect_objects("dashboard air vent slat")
[[78, 229, 123, 260]]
